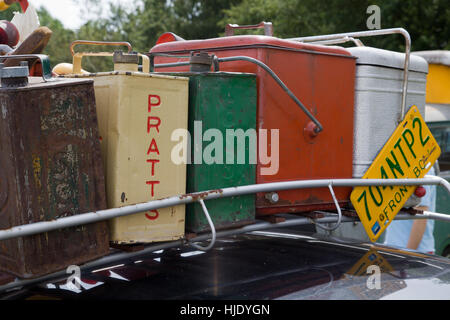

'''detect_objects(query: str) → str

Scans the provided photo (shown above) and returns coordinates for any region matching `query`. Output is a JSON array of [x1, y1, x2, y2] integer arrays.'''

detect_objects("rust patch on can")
[[259, 215, 286, 224], [179, 189, 224, 202], [291, 211, 326, 219], [0, 271, 14, 286], [0, 79, 109, 279], [401, 208, 424, 216]]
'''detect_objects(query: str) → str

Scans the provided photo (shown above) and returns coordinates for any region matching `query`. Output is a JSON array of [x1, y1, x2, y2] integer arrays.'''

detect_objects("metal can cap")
[[189, 52, 214, 72], [0, 61, 29, 78], [0, 61, 29, 87], [113, 51, 139, 64]]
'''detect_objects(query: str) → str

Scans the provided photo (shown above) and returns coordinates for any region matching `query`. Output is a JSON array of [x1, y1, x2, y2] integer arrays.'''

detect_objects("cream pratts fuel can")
[[63, 41, 189, 244]]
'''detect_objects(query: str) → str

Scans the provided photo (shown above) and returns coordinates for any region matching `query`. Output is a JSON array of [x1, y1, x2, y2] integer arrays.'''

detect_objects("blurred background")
[[1, 0, 449, 71]]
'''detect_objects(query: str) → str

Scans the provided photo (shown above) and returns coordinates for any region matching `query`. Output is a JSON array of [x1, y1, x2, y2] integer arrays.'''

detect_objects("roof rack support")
[[188, 199, 217, 251], [313, 183, 343, 231]]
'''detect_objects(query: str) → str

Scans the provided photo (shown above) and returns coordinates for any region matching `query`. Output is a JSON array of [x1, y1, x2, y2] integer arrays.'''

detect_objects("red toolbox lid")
[[150, 35, 353, 58]]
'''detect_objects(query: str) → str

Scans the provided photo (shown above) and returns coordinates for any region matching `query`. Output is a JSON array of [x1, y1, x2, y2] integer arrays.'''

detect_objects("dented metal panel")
[[0, 77, 109, 278]]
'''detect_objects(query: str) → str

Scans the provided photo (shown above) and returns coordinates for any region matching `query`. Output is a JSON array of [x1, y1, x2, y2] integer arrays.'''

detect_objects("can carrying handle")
[[225, 22, 273, 37], [0, 54, 52, 81], [70, 40, 133, 56], [70, 40, 150, 74]]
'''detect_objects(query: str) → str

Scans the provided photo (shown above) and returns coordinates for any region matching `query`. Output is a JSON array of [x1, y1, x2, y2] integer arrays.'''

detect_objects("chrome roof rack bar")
[[0, 176, 448, 242]]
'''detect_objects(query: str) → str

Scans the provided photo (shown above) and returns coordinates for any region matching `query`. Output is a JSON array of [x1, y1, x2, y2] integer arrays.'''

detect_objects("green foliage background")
[[2, 0, 448, 71]]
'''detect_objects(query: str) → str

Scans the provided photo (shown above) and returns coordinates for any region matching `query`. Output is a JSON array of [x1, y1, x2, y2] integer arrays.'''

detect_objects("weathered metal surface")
[[0, 77, 109, 278], [294, 211, 326, 219], [259, 215, 286, 224], [150, 36, 356, 215], [189, 52, 215, 72], [113, 51, 139, 64], [164, 72, 257, 233], [0, 271, 14, 285]]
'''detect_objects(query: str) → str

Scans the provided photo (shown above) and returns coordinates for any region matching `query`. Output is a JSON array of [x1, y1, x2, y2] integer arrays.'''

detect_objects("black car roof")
[[2, 229, 450, 300]]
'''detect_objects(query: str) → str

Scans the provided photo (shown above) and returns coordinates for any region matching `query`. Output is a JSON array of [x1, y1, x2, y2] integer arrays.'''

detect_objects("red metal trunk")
[[150, 36, 356, 215]]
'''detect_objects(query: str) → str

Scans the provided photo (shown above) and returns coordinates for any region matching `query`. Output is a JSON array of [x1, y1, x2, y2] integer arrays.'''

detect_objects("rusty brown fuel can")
[[0, 55, 109, 278]]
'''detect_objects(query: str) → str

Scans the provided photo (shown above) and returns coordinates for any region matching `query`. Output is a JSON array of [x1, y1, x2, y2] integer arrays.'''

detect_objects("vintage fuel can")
[[0, 56, 109, 278], [66, 43, 189, 243], [162, 71, 257, 233], [150, 34, 356, 215]]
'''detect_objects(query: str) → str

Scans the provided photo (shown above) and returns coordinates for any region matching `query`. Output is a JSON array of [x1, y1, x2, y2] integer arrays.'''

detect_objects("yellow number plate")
[[350, 106, 441, 242]]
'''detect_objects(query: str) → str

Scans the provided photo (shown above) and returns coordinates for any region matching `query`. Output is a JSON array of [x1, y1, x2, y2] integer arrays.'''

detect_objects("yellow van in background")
[[414, 50, 450, 257]]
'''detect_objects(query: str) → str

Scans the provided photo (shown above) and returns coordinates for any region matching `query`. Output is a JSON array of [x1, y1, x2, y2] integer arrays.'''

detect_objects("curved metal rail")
[[189, 199, 216, 251], [288, 28, 411, 121], [313, 184, 343, 231], [0, 176, 449, 242], [217, 56, 323, 133]]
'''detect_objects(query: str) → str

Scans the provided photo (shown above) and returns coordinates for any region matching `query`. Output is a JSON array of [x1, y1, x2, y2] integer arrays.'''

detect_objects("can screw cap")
[[265, 192, 279, 204]]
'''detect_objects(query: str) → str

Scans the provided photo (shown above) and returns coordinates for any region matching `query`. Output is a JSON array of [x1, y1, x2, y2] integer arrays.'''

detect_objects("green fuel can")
[[165, 72, 257, 233]]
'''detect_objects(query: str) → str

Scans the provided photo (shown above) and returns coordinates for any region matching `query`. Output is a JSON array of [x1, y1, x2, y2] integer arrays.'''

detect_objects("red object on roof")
[[151, 34, 351, 56], [150, 35, 356, 215], [156, 32, 185, 45], [18, 0, 28, 13], [0, 20, 19, 47], [414, 186, 427, 198]]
